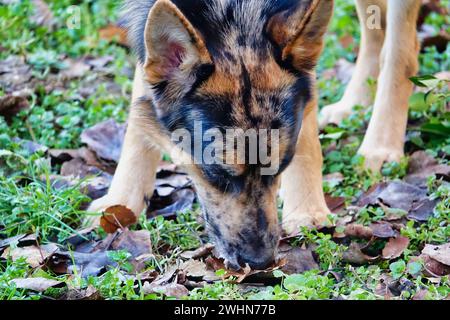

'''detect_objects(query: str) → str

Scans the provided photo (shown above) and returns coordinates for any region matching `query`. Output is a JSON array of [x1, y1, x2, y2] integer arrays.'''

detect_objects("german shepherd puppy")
[[89, 0, 421, 270]]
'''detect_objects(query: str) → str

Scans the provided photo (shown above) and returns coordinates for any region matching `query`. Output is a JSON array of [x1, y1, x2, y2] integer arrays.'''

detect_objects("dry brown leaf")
[[109, 229, 152, 260], [413, 289, 430, 300], [422, 243, 450, 266], [406, 151, 450, 187], [344, 224, 373, 239], [60, 59, 91, 80], [181, 259, 220, 282], [180, 244, 215, 260], [81, 119, 126, 163], [382, 236, 410, 259], [61, 285, 103, 300], [0, 95, 29, 122], [369, 222, 398, 239], [46, 230, 151, 277], [421, 254, 450, 277], [324, 195, 346, 213], [204, 256, 285, 284], [343, 242, 378, 265], [11, 277, 63, 292], [142, 282, 189, 299], [2, 244, 57, 268], [278, 246, 319, 274], [100, 205, 137, 233], [374, 274, 396, 299]]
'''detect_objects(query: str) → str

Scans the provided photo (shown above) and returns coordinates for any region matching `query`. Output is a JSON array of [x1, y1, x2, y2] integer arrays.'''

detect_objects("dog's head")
[[136, 0, 333, 269]]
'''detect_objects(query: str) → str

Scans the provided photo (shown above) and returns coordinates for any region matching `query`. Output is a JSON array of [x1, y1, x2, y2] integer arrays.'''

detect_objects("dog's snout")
[[231, 221, 279, 270], [237, 251, 275, 270]]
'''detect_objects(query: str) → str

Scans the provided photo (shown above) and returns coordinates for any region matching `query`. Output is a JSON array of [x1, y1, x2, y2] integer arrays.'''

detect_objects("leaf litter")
[[1, 117, 448, 299], [1, 0, 449, 299]]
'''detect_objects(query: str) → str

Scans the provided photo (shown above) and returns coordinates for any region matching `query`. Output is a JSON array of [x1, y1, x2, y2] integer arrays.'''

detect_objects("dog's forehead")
[[200, 54, 296, 102]]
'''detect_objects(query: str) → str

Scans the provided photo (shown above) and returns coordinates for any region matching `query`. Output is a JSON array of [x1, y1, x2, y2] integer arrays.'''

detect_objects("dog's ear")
[[143, 0, 212, 84], [267, 0, 333, 71]]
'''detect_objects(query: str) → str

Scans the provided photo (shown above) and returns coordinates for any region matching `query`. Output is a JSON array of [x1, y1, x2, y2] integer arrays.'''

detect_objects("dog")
[[88, 0, 421, 270]]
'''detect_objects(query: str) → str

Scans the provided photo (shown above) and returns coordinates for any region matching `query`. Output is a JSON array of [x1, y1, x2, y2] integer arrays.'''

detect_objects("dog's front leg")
[[87, 66, 161, 225], [319, 0, 387, 128], [281, 99, 330, 235], [358, 0, 421, 171]]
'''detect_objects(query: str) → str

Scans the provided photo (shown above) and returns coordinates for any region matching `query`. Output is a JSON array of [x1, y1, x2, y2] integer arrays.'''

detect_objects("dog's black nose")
[[236, 251, 275, 270]]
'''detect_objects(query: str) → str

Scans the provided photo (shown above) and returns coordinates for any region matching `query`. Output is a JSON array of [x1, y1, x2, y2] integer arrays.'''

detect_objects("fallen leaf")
[[12, 138, 48, 156], [323, 172, 344, 185], [61, 285, 102, 300], [369, 222, 398, 239], [85, 56, 114, 71], [0, 234, 28, 250], [357, 181, 438, 222], [60, 59, 91, 80], [0, 56, 32, 95], [382, 236, 410, 259], [421, 254, 450, 277], [324, 195, 346, 213], [45, 251, 110, 277], [422, 243, 450, 266], [46, 229, 151, 277], [421, 32, 450, 53], [31, 0, 55, 28], [11, 277, 63, 292], [100, 205, 137, 234], [278, 246, 319, 274], [408, 198, 439, 222], [339, 34, 354, 49], [81, 119, 126, 163], [406, 151, 450, 186], [181, 259, 220, 282], [180, 244, 215, 260], [204, 256, 285, 284], [107, 229, 152, 259], [0, 95, 29, 122], [413, 289, 430, 300], [379, 202, 408, 221], [50, 147, 114, 174], [2, 244, 58, 268], [343, 242, 378, 265], [61, 158, 107, 179], [344, 224, 373, 239], [148, 189, 196, 219], [142, 282, 189, 299], [374, 274, 396, 299]]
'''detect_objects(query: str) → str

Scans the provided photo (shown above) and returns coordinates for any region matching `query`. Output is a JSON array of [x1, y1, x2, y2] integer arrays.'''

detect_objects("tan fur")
[[88, 0, 421, 250], [87, 65, 161, 224], [281, 85, 331, 235], [268, 0, 334, 70], [319, 0, 387, 126], [143, 0, 211, 85], [358, 0, 421, 170], [319, 0, 421, 171]]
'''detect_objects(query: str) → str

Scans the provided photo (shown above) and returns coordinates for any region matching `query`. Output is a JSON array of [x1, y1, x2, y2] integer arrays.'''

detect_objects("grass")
[[0, 0, 449, 300]]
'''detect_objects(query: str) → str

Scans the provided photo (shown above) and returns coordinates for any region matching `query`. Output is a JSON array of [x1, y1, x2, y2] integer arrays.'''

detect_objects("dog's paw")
[[83, 196, 113, 228], [358, 143, 404, 172], [84, 194, 145, 228], [319, 102, 354, 129], [282, 210, 331, 236]]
